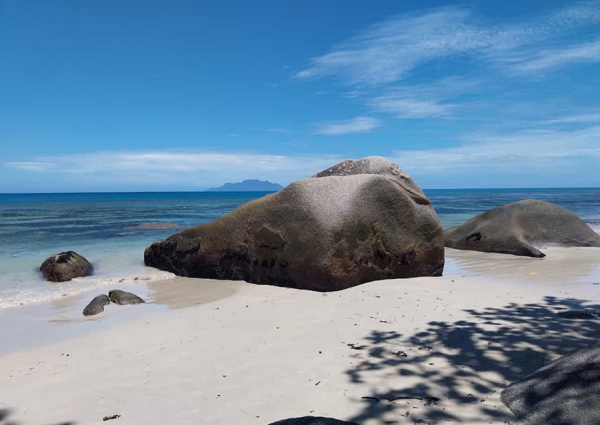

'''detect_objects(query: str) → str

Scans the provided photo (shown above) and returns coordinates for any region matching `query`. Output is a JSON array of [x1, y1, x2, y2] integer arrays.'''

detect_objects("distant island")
[[205, 179, 284, 192]]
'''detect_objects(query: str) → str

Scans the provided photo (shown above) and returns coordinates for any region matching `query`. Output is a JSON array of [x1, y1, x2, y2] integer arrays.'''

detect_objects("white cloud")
[[542, 111, 600, 124], [296, 7, 489, 85], [285, 140, 309, 147], [372, 97, 455, 119], [5, 162, 55, 171], [296, 3, 600, 86], [508, 38, 600, 73], [313, 117, 381, 135], [3, 150, 344, 188], [392, 126, 600, 174], [4, 125, 599, 190], [369, 77, 479, 118]]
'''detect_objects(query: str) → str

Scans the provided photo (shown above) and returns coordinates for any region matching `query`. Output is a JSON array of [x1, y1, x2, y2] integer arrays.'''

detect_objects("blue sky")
[[1, 0, 599, 192]]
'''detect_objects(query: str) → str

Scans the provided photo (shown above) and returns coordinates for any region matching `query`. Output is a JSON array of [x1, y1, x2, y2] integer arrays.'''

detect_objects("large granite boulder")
[[144, 157, 444, 291], [501, 343, 600, 425], [445, 199, 600, 257], [269, 417, 359, 425], [40, 251, 93, 282]]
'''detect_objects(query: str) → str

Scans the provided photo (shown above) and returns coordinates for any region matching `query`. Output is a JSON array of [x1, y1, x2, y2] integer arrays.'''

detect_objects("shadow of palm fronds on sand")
[[345, 296, 600, 424]]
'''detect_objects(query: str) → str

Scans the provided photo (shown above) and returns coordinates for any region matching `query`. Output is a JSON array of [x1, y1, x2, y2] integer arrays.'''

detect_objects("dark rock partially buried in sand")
[[40, 251, 93, 282], [108, 290, 145, 305], [556, 309, 600, 319], [125, 222, 183, 231], [445, 199, 600, 257], [269, 417, 359, 425], [501, 343, 600, 425], [83, 294, 110, 316], [144, 157, 445, 292]]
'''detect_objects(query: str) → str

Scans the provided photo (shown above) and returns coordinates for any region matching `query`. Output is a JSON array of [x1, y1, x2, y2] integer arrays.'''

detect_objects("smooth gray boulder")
[[313, 156, 428, 202], [501, 343, 600, 425], [445, 199, 600, 257], [269, 417, 359, 425], [108, 290, 145, 305], [40, 251, 93, 282], [83, 294, 110, 316], [144, 157, 444, 292]]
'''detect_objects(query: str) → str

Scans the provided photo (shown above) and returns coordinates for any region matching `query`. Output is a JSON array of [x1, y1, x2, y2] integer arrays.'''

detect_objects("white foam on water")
[[0, 244, 175, 309], [0, 267, 174, 309]]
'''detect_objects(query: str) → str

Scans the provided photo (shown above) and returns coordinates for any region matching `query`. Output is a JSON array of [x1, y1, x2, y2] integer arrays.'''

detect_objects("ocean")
[[1, 188, 599, 309]]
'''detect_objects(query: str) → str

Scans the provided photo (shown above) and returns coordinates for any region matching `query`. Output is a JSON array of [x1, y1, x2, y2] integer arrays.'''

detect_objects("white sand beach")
[[1, 247, 600, 425]]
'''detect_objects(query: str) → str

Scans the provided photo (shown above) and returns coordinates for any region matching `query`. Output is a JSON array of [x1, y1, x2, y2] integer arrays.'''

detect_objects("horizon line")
[[1, 186, 600, 195]]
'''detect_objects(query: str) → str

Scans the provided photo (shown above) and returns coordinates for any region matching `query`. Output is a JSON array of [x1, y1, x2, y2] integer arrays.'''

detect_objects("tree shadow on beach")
[[0, 409, 74, 425], [345, 296, 600, 424]]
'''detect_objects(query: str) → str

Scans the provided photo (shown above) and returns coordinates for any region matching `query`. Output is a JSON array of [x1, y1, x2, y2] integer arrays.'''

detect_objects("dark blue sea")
[[1, 188, 599, 308]]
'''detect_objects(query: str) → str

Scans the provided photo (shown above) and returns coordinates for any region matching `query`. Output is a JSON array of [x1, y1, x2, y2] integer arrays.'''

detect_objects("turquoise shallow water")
[[1, 188, 599, 308]]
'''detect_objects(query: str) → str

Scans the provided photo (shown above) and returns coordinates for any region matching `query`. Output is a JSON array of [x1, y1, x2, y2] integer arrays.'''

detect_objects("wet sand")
[[1, 247, 600, 425]]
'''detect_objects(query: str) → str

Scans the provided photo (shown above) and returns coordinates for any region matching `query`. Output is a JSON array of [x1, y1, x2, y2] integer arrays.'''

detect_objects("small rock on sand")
[[83, 294, 110, 316], [269, 417, 359, 425], [108, 290, 145, 305], [557, 310, 600, 319]]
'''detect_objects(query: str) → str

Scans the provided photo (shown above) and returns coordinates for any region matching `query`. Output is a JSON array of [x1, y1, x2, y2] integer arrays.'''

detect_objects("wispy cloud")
[[313, 116, 381, 135], [370, 77, 478, 118], [392, 126, 600, 174], [6, 162, 55, 171], [3, 150, 344, 188], [372, 97, 455, 119], [285, 140, 309, 147], [541, 111, 600, 124], [265, 128, 292, 133], [296, 7, 488, 85], [508, 38, 600, 73], [4, 126, 599, 190], [296, 2, 600, 86]]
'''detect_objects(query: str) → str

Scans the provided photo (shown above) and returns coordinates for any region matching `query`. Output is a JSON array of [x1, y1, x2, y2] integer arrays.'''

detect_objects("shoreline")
[[1, 248, 600, 424], [1, 247, 600, 354]]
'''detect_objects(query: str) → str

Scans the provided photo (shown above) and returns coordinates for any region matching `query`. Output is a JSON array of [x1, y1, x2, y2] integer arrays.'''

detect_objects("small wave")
[[588, 223, 600, 235], [0, 268, 175, 310]]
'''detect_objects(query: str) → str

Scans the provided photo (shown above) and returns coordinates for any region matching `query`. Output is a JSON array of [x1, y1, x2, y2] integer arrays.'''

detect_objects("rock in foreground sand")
[[445, 199, 600, 257], [501, 343, 600, 425], [40, 251, 93, 282], [269, 417, 359, 425], [144, 157, 444, 291], [83, 294, 110, 316]]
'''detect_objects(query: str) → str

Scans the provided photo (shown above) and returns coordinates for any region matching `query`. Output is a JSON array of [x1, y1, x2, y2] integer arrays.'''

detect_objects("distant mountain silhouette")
[[205, 179, 284, 192]]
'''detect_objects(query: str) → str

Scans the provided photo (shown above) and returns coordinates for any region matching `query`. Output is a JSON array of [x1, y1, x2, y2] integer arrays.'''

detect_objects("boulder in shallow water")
[[501, 343, 600, 425], [269, 417, 359, 425], [83, 294, 110, 316], [108, 290, 145, 305], [40, 251, 93, 282], [144, 156, 444, 292], [444, 199, 600, 257]]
